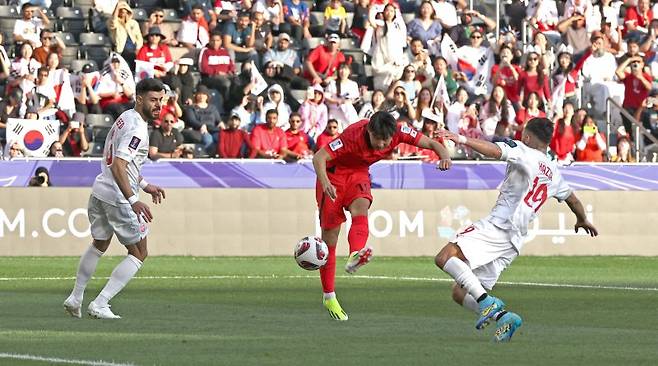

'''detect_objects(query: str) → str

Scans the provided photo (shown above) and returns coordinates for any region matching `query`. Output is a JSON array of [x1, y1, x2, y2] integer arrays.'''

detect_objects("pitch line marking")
[[0, 352, 135, 366], [0, 274, 656, 292]]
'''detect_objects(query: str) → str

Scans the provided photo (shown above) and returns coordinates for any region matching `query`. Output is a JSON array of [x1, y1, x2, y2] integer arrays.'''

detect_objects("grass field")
[[1, 256, 657, 366]]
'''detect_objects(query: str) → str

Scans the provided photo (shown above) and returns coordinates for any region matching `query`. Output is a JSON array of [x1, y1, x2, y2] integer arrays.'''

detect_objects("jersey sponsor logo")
[[329, 139, 343, 152], [129, 136, 141, 150]]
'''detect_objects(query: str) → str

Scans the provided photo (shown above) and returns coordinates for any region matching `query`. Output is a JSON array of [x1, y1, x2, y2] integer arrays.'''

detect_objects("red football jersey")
[[324, 119, 422, 173]]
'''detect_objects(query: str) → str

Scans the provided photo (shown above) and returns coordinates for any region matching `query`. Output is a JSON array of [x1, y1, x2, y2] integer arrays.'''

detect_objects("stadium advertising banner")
[[0, 188, 655, 256]]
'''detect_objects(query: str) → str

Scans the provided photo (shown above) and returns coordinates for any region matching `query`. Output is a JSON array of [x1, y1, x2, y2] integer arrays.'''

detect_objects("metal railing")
[[606, 97, 658, 161]]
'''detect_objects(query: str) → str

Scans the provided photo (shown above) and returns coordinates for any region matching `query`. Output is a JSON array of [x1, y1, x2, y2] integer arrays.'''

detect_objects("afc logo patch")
[[329, 139, 343, 152], [401, 126, 417, 137], [129, 136, 141, 149]]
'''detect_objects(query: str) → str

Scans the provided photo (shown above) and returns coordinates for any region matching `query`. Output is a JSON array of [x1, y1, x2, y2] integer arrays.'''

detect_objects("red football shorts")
[[316, 172, 373, 230]]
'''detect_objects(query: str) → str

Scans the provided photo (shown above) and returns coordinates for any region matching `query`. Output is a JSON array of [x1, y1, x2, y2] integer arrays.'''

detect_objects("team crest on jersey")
[[329, 139, 343, 152], [129, 136, 141, 149]]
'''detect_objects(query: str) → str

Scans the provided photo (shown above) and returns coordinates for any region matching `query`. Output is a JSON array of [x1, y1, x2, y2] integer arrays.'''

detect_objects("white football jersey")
[[488, 140, 573, 250], [92, 110, 150, 206]]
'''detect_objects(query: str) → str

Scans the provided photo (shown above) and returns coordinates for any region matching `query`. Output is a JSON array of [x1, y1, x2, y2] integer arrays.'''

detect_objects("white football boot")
[[63, 296, 82, 318], [345, 246, 374, 274], [87, 301, 121, 319]]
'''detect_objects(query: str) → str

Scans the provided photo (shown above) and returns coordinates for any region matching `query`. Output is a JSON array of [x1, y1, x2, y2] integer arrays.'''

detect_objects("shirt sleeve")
[[553, 170, 573, 202], [495, 140, 524, 163], [115, 126, 146, 162], [397, 125, 423, 146]]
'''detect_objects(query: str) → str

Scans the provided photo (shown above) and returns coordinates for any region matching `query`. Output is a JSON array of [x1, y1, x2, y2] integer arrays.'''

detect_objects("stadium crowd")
[[1, 0, 658, 163]]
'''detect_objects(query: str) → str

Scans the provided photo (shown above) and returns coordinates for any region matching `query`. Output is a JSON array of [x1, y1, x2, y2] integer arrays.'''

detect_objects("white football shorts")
[[88, 195, 149, 245], [453, 218, 519, 290]]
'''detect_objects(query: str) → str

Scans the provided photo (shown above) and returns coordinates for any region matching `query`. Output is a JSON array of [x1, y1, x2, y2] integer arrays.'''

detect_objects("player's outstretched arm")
[[437, 130, 503, 159], [110, 158, 153, 222], [312, 148, 337, 201], [565, 192, 598, 237], [415, 134, 452, 171]]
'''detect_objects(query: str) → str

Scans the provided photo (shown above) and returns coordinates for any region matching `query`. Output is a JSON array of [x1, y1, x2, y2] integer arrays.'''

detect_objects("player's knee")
[[93, 239, 110, 253], [435, 246, 452, 269]]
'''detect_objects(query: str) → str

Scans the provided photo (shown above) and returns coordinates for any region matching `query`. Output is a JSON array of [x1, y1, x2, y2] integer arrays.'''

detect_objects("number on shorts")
[[524, 176, 548, 213]]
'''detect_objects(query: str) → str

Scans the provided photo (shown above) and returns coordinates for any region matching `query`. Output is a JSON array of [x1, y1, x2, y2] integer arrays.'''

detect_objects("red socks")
[[348, 215, 369, 253], [320, 245, 336, 293]]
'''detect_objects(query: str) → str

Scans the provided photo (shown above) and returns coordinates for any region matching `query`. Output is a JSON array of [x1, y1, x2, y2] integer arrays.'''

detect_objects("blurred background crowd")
[[1, 0, 658, 164]]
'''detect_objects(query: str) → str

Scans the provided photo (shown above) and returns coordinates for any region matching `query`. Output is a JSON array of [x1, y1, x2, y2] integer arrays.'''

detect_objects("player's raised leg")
[[63, 239, 110, 318], [450, 283, 479, 314], [88, 236, 147, 319], [320, 226, 348, 320], [493, 311, 523, 342], [435, 243, 505, 329], [345, 198, 373, 274]]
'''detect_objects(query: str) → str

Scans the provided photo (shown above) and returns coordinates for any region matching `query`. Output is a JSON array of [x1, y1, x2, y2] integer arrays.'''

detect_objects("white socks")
[[71, 244, 104, 302], [461, 294, 479, 313], [323, 292, 336, 300], [94, 255, 143, 307], [442, 257, 487, 301]]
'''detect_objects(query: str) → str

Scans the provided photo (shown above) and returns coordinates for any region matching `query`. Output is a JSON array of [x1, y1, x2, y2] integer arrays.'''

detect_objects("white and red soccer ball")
[[294, 236, 329, 270]]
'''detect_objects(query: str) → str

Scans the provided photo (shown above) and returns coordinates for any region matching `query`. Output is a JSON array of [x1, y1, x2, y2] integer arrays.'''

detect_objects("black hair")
[[266, 108, 278, 117], [525, 117, 554, 145], [368, 111, 397, 139], [21, 3, 32, 11], [136, 78, 165, 96], [191, 4, 204, 11], [327, 118, 338, 125]]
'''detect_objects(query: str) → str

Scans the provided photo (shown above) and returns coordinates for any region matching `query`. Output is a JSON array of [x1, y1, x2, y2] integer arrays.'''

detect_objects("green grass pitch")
[[1, 256, 657, 366]]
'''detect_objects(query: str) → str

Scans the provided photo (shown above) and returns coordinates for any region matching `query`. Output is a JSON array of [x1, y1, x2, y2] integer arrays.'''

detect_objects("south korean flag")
[[7, 118, 60, 157]]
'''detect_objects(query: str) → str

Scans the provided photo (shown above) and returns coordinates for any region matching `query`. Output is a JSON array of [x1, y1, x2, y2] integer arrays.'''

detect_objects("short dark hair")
[[524, 117, 554, 145], [135, 78, 165, 96], [327, 118, 338, 125], [266, 109, 278, 117], [368, 111, 397, 139], [192, 4, 204, 11]]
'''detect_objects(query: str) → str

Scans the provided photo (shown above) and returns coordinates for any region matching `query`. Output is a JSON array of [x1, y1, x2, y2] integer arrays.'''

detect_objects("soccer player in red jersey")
[[312, 111, 452, 320]]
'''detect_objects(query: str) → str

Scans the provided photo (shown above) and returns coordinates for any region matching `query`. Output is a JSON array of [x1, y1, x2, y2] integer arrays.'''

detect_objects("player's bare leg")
[[345, 198, 373, 274], [320, 226, 348, 320], [88, 237, 148, 319], [64, 238, 111, 318], [451, 283, 479, 313], [435, 243, 505, 330]]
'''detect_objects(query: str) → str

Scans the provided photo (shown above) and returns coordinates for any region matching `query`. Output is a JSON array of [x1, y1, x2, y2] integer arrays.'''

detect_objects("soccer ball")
[[294, 236, 329, 270]]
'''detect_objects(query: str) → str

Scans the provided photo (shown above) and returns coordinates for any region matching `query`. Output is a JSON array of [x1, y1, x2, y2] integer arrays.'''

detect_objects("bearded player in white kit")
[[63, 78, 167, 319], [435, 117, 598, 342]]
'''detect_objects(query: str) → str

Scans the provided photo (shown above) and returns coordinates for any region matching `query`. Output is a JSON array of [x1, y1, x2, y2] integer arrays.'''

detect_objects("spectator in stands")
[[199, 31, 235, 101], [262, 83, 292, 130], [49, 141, 64, 158], [600, 17, 622, 54], [519, 52, 550, 107], [218, 114, 251, 158], [262, 0, 285, 33], [261, 61, 302, 111], [371, 4, 407, 91], [299, 85, 328, 140], [618, 38, 642, 66], [149, 111, 184, 160], [406, 1, 442, 48], [13, 3, 50, 48], [515, 92, 546, 140], [413, 87, 433, 129], [616, 56, 652, 140], [9, 43, 41, 94], [492, 45, 522, 110], [75, 63, 103, 115], [432, 56, 458, 98], [391, 85, 416, 121], [446, 86, 469, 133], [388, 64, 422, 104], [32, 67, 56, 117], [552, 47, 581, 111], [281, 0, 311, 44], [58, 112, 90, 157], [250, 109, 295, 159], [407, 38, 435, 87], [581, 32, 621, 113], [448, 9, 496, 48], [479, 85, 515, 141], [142, 8, 178, 46], [624, 0, 653, 42], [98, 55, 135, 118], [0, 89, 21, 143], [177, 5, 211, 49], [0, 33, 9, 84], [183, 0, 219, 28], [432, 0, 459, 30], [557, 12, 590, 59], [325, 63, 359, 129], [164, 58, 197, 106], [640, 18, 658, 55], [136, 27, 174, 79], [223, 11, 258, 64], [91, 0, 118, 34], [351, 0, 370, 42], [3, 140, 25, 160], [304, 33, 346, 86], [526, 0, 559, 34], [107, 1, 142, 72], [324, 0, 348, 37], [550, 102, 578, 165], [358, 89, 386, 119], [315, 118, 340, 150], [285, 112, 314, 159], [575, 115, 606, 162], [641, 93, 658, 150], [263, 33, 308, 91], [252, 11, 273, 65], [610, 136, 635, 162], [32, 29, 64, 65], [183, 85, 223, 150]]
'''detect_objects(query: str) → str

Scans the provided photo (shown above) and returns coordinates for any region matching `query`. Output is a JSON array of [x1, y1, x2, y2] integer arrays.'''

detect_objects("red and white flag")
[[7, 118, 60, 157]]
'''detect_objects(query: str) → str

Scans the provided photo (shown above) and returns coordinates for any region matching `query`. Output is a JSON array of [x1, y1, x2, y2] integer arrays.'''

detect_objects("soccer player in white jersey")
[[435, 117, 598, 342], [63, 78, 167, 319]]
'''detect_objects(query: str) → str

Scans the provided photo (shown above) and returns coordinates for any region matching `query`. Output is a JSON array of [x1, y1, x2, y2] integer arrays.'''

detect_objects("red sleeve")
[[277, 128, 288, 151], [218, 130, 227, 157], [395, 125, 422, 146], [625, 7, 639, 25], [250, 127, 263, 151], [515, 109, 525, 125], [199, 49, 210, 74], [543, 76, 551, 101], [307, 47, 320, 64], [163, 46, 172, 63], [136, 46, 149, 62]]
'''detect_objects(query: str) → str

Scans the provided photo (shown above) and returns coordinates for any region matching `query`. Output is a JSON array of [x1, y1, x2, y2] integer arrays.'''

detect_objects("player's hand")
[[131, 201, 153, 223], [143, 184, 166, 204], [575, 220, 598, 237], [322, 181, 337, 201], [436, 158, 452, 171], [436, 129, 459, 143]]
